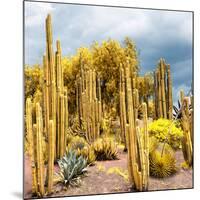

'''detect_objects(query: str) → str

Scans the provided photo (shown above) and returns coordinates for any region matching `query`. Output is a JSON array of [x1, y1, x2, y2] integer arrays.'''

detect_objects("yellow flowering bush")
[[148, 118, 183, 149]]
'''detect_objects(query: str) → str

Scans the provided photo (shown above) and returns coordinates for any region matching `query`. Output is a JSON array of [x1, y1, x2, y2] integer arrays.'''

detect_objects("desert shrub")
[[92, 137, 118, 160], [148, 118, 183, 149], [149, 144, 177, 178], [24, 65, 43, 100], [149, 137, 159, 154], [106, 167, 129, 182], [66, 135, 96, 165], [56, 150, 87, 186]]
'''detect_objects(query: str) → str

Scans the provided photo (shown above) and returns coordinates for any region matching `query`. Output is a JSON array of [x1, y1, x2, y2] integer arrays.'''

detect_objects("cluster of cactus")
[[92, 137, 118, 160], [119, 61, 149, 191], [26, 100, 47, 196], [179, 91, 193, 167], [44, 14, 69, 159], [25, 14, 69, 197], [119, 64, 139, 149], [76, 67, 102, 142], [154, 58, 173, 119]]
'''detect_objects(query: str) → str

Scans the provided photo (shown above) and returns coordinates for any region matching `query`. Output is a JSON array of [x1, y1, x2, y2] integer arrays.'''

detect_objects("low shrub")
[[92, 137, 118, 160], [148, 118, 183, 149], [66, 135, 96, 165], [56, 150, 87, 186], [149, 144, 177, 178]]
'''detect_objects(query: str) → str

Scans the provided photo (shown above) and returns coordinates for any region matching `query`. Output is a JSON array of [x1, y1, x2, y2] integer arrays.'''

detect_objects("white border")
[[0, 0, 199, 199]]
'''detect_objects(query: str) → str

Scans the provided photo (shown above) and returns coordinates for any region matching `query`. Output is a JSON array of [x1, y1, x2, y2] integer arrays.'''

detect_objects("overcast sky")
[[24, 1, 193, 103]]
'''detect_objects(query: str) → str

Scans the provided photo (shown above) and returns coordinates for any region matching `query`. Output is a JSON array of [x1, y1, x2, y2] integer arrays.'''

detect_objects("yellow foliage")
[[92, 137, 118, 160], [66, 135, 96, 165], [97, 164, 106, 172], [149, 147, 177, 178], [24, 65, 43, 99], [106, 167, 129, 182], [148, 118, 184, 149], [25, 37, 139, 115]]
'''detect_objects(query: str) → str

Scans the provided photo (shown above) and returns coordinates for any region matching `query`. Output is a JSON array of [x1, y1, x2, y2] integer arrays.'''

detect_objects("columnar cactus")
[[47, 120, 55, 194], [26, 98, 38, 194], [35, 103, 45, 196], [45, 14, 68, 159], [167, 64, 173, 119], [25, 14, 70, 197], [120, 61, 149, 191], [181, 97, 193, 167], [59, 94, 65, 157], [76, 68, 102, 142], [154, 58, 173, 119], [119, 66, 127, 149], [180, 90, 185, 105], [160, 59, 167, 118]]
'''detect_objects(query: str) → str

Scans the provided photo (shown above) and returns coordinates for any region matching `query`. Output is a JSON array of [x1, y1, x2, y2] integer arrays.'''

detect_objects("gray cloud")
[[24, 1, 193, 102]]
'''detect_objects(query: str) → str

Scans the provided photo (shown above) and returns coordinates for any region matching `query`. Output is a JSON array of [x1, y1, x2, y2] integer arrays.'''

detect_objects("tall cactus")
[[120, 60, 149, 191], [160, 59, 167, 118], [35, 103, 45, 196], [45, 14, 68, 159], [154, 58, 172, 119], [76, 68, 102, 142], [26, 98, 38, 194], [167, 64, 173, 119], [119, 66, 127, 149], [47, 120, 55, 194], [25, 14, 70, 197], [181, 97, 193, 167]]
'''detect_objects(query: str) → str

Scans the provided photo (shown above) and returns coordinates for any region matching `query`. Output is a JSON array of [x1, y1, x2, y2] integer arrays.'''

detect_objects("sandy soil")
[[24, 148, 193, 199]]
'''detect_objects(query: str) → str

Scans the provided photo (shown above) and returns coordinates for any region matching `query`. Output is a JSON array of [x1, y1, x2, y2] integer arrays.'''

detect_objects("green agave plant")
[[56, 150, 87, 186]]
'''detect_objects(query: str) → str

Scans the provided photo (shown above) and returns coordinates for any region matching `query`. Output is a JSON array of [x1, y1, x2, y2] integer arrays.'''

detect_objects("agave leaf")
[[173, 105, 178, 114], [178, 100, 181, 109]]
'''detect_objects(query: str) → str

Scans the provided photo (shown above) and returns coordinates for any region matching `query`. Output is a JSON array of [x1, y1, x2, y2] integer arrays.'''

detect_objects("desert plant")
[[154, 59, 173, 119], [149, 137, 159, 154], [148, 118, 183, 149], [180, 98, 193, 167], [106, 167, 129, 182], [56, 150, 87, 186], [92, 137, 118, 160], [66, 135, 96, 165], [149, 145, 177, 178], [68, 114, 87, 138], [173, 100, 192, 120]]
